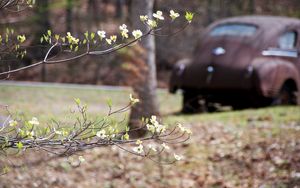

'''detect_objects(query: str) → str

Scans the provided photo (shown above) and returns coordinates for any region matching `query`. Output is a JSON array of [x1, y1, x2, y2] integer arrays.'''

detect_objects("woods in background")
[[1, 0, 300, 85]]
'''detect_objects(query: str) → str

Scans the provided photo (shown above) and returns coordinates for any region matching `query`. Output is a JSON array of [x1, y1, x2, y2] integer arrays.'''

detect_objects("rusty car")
[[169, 16, 300, 113]]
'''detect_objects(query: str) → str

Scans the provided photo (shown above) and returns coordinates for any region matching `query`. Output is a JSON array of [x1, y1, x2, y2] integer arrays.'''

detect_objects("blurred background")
[[2, 0, 300, 87]]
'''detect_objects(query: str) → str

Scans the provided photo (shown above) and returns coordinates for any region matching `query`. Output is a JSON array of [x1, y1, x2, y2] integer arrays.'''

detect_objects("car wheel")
[[206, 102, 218, 113], [272, 84, 297, 105], [232, 104, 246, 111], [182, 91, 202, 113]]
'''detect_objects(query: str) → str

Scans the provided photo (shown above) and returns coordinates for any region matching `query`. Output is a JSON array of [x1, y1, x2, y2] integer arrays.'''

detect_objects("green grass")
[[1, 84, 299, 126]]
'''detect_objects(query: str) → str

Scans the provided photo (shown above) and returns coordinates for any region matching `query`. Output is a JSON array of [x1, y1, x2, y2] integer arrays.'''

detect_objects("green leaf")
[[90, 32, 95, 40], [84, 31, 89, 39], [17, 35, 26, 43], [74, 45, 79, 52], [2, 166, 10, 174], [122, 133, 129, 140], [43, 34, 49, 42], [106, 98, 112, 108], [185, 12, 194, 23], [16, 142, 23, 150], [47, 30, 52, 36], [55, 34, 60, 41], [74, 98, 81, 105]]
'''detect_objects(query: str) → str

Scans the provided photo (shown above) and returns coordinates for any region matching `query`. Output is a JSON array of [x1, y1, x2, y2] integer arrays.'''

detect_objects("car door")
[[277, 30, 299, 63], [278, 29, 300, 74]]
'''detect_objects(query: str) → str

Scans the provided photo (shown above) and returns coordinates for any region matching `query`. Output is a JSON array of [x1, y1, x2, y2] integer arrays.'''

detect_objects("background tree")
[[66, 0, 73, 33], [116, 0, 125, 19], [34, 0, 50, 82], [129, 0, 159, 136]]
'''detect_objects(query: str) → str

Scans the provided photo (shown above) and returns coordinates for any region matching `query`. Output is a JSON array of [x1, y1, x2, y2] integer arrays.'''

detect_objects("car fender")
[[251, 57, 300, 99], [169, 58, 192, 93]]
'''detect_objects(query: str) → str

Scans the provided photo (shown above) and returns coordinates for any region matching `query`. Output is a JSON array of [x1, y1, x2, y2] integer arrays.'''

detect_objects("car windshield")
[[210, 24, 257, 37]]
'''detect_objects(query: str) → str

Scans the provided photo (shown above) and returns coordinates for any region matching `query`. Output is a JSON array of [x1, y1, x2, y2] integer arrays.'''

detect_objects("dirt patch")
[[1, 120, 299, 188]]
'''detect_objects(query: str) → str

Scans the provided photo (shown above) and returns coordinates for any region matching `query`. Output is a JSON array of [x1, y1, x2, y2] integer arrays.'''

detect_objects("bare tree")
[[129, 0, 159, 137], [66, 0, 73, 33], [33, 0, 51, 82], [248, 0, 256, 14], [116, 0, 125, 19]]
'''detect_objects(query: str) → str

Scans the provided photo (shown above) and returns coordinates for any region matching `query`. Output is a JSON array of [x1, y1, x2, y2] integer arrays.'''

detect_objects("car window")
[[210, 24, 257, 37], [278, 31, 297, 50]]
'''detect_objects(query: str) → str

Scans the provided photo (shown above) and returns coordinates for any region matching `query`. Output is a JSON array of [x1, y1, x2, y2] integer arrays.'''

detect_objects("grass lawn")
[[0, 83, 300, 188]]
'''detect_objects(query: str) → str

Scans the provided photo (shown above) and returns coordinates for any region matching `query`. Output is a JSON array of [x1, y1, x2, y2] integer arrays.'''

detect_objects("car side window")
[[278, 31, 297, 50]]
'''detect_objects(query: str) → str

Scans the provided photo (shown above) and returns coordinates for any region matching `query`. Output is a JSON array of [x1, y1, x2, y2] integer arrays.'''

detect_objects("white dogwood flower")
[[140, 15, 148, 22], [97, 30, 106, 39], [174, 153, 183, 161], [9, 120, 18, 127], [133, 144, 144, 154], [176, 123, 192, 135], [78, 156, 85, 163], [146, 116, 167, 134], [148, 144, 157, 152], [146, 19, 158, 29], [28, 117, 39, 125], [162, 143, 170, 150], [153, 10, 164, 20], [170, 10, 180, 20], [119, 24, 129, 39], [136, 139, 143, 145], [96, 130, 107, 139], [129, 94, 140, 104], [132, 30, 143, 40]]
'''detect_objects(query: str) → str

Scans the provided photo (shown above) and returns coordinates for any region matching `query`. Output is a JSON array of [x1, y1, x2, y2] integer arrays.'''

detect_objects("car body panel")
[[170, 16, 300, 106]]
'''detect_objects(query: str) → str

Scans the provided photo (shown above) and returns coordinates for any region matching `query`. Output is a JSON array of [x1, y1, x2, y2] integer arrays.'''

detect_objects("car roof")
[[210, 15, 300, 30]]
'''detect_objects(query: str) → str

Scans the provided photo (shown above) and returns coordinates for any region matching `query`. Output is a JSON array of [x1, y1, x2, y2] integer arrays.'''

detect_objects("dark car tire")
[[272, 84, 297, 105], [232, 104, 247, 111], [181, 91, 216, 113], [182, 91, 201, 113]]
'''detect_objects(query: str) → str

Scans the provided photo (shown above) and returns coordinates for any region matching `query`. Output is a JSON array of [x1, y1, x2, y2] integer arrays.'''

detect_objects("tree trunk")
[[66, 0, 73, 32], [115, 0, 125, 19], [87, 0, 97, 28], [129, 0, 159, 137], [206, 0, 213, 25], [66, 0, 76, 82], [248, 0, 256, 14], [34, 0, 50, 82]]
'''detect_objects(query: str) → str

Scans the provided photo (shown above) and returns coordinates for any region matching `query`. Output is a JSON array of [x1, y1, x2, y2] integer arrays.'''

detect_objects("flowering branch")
[[0, 0, 34, 12], [0, 9, 194, 77], [0, 9, 195, 174], [0, 95, 192, 174]]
